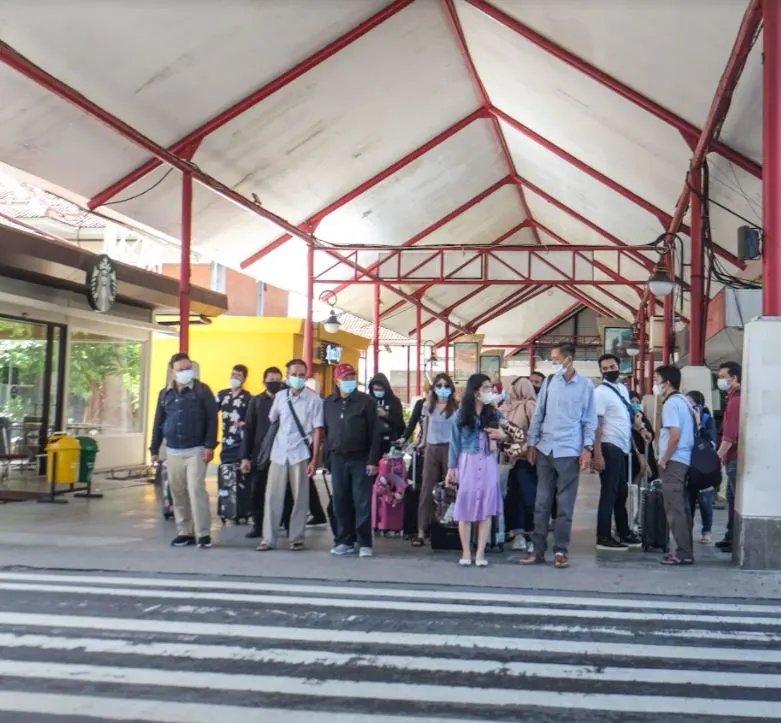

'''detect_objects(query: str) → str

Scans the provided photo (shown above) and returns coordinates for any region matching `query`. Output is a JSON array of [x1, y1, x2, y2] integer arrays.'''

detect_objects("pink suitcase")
[[372, 455, 408, 534]]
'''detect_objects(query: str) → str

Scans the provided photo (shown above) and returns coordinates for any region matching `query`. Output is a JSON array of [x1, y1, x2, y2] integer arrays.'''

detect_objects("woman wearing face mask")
[[411, 373, 459, 547], [368, 373, 405, 456], [628, 391, 659, 484], [446, 373, 507, 567], [216, 364, 252, 466], [686, 390, 717, 544]]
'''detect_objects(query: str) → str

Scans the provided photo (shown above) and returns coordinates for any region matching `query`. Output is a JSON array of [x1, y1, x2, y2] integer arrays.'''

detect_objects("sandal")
[[554, 553, 569, 569], [520, 554, 545, 565], [660, 554, 694, 566], [412, 537, 425, 547], [256, 542, 273, 552], [289, 541, 305, 551]]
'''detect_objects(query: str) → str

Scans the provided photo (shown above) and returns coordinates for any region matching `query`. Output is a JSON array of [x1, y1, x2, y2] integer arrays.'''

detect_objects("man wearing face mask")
[[523, 342, 597, 569], [324, 364, 382, 557], [216, 365, 252, 466], [592, 354, 642, 551], [715, 361, 742, 554], [240, 366, 284, 539], [257, 359, 324, 552], [150, 352, 219, 549]]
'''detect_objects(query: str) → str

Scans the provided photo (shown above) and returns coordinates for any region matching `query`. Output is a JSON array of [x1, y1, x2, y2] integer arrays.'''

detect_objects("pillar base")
[[679, 365, 713, 401], [734, 512, 781, 569]]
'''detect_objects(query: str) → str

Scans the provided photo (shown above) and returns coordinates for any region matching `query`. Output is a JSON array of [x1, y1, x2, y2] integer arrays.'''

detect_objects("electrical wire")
[[101, 168, 174, 207]]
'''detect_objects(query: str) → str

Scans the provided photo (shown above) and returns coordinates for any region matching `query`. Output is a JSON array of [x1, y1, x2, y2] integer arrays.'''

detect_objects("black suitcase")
[[218, 463, 252, 525], [430, 520, 461, 550], [403, 448, 421, 538], [641, 486, 669, 552]]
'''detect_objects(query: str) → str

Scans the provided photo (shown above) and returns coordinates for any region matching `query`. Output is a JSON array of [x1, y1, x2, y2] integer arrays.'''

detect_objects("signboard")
[[85, 254, 118, 313], [319, 343, 342, 365], [479, 354, 502, 383], [453, 341, 479, 383], [603, 327, 634, 375]]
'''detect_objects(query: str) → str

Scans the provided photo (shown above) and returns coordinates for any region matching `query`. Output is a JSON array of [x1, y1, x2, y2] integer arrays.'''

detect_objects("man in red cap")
[[322, 363, 382, 557]]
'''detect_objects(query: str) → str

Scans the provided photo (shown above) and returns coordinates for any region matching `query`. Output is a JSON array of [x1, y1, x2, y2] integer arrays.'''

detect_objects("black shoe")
[[719, 544, 733, 554], [715, 538, 732, 550], [245, 527, 262, 539], [307, 515, 327, 527], [620, 534, 642, 548], [171, 535, 196, 547], [197, 535, 213, 548], [596, 537, 629, 551]]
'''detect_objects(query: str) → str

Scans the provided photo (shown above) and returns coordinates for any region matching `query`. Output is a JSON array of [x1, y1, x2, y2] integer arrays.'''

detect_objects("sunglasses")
[[435, 384, 450, 389]]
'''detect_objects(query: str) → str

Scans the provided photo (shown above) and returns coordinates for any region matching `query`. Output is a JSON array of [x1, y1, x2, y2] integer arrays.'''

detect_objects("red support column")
[[179, 171, 192, 354], [416, 305, 422, 396], [637, 305, 646, 393], [406, 346, 412, 404], [372, 283, 381, 375], [647, 298, 656, 394], [662, 254, 673, 365], [529, 342, 536, 373], [765, 0, 781, 316], [303, 244, 314, 373], [444, 321, 450, 374], [689, 166, 706, 365]]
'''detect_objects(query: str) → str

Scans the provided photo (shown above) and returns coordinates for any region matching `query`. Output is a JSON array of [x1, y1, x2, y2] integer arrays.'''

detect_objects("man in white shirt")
[[592, 354, 641, 550], [257, 359, 324, 552]]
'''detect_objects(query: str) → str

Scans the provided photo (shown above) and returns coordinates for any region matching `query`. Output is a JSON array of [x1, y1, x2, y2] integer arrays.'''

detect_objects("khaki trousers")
[[167, 452, 211, 538], [263, 460, 309, 547]]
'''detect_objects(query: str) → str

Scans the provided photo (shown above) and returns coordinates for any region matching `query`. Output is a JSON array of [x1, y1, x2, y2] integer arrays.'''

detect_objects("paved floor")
[[0, 569, 777, 722], [0, 471, 779, 600]]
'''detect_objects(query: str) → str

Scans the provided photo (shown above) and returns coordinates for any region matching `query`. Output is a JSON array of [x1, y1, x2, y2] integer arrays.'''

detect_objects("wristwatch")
[[584, 446, 594, 453]]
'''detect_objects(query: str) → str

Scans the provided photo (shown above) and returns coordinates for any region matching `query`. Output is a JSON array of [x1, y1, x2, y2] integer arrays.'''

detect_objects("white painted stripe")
[[0, 581, 776, 626], [0, 660, 777, 718], [0, 571, 776, 616], [1, 613, 778, 663], [0, 633, 777, 689], [0, 691, 473, 723]]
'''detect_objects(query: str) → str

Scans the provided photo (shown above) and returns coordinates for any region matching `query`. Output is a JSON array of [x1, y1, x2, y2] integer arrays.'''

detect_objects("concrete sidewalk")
[[0, 471, 778, 601]]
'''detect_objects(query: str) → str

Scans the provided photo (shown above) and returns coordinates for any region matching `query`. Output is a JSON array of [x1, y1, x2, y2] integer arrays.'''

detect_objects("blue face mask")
[[340, 380, 357, 395], [434, 386, 452, 399], [373, 389, 385, 399], [287, 376, 306, 391], [631, 403, 642, 414]]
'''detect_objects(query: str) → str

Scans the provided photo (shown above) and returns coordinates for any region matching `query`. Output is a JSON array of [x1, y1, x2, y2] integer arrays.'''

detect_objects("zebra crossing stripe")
[[0, 612, 778, 663], [0, 571, 777, 615], [0, 633, 777, 689], [0, 659, 777, 718], [0, 581, 777, 626]]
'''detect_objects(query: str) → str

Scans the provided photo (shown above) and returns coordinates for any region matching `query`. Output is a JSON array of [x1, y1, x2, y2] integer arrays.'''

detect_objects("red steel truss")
[[502, 303, 584, 359], [464, 0, 761, 179], [87, 0, 416, 209]]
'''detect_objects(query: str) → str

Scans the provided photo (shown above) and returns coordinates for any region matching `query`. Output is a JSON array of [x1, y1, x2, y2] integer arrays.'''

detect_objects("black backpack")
[[669, 394, 721, 491]]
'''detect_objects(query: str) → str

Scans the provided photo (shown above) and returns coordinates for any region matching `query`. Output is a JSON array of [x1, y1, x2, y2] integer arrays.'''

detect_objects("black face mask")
[[603, 371, 621, 384], [265, 381, 282, 395]]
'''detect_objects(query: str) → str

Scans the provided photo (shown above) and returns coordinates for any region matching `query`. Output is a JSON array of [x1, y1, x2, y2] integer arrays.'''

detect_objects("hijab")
[[505, 377, 537, 431]]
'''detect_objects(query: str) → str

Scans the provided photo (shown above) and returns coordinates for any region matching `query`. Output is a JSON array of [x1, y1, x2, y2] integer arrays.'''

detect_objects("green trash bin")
[[76, 436, 99, 484]]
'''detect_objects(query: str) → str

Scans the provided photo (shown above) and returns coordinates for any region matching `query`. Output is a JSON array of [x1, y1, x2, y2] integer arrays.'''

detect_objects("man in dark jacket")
[[150, 352, 218, 548], [240, 366, 284, 538], [325, 363, 382, 558], [369, 372, 405, 456]]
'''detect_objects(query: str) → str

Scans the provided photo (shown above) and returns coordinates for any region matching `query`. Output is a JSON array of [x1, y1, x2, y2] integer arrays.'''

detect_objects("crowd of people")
[[149, 342, 742, 567]]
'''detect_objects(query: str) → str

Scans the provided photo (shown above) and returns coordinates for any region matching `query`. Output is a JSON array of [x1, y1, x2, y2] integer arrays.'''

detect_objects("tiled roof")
[[336, 312, 412, 345]]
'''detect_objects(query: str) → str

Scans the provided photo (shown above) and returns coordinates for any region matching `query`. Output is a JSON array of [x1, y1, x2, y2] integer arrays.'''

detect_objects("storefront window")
[[67, 331, 145, 434]]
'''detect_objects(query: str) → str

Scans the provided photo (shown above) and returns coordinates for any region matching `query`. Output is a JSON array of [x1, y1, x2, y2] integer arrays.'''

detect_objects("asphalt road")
[[0, 569, 778, 722]]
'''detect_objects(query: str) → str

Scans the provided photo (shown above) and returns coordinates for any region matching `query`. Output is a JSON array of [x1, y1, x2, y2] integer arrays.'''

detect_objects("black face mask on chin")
[[602, 371, 621, 384]]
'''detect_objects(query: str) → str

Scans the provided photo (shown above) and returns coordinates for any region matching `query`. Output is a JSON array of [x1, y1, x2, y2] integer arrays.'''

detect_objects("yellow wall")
[[147, 317, 368, 454]]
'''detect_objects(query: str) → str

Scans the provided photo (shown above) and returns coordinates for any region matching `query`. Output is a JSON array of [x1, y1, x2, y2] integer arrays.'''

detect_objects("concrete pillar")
[[679, 365, 714, 406]]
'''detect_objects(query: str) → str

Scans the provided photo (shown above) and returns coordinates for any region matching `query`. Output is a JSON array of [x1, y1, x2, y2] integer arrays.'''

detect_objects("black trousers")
[[597, 442, 631, 541]]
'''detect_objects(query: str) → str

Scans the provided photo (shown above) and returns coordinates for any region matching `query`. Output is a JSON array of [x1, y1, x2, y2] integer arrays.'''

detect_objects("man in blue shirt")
[[654, 364, 696, 565], [523, 342, 597, 569]]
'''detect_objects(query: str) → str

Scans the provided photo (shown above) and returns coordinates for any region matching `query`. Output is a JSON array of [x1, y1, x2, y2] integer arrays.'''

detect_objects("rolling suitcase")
[[217, 462, 252, 525], [372, 453, 408, 535], [158, 462, 174, 520], [430, 482, 460, 550], [641, 481, 669, 552], [403, 446, 421, 538]]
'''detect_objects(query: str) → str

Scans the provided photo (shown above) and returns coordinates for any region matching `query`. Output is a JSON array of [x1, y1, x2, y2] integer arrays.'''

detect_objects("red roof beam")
[[442, 0, 545, 248], [406, 286, 490, 335], [240, 108, 487, 269], [465, 0, 761, 179], [503, 302, 584, 359], [88, 0, 416, 210], [492, 106, 690, 235], [327, 176, 513, 296], [564, 287, 622, 320]]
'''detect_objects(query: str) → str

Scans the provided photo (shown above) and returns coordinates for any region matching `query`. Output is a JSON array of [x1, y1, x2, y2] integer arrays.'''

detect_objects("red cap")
[[334, 363, 356, 380]]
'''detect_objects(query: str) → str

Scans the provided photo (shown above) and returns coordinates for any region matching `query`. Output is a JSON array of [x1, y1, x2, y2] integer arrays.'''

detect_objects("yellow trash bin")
[[46, 433, 81, 485]]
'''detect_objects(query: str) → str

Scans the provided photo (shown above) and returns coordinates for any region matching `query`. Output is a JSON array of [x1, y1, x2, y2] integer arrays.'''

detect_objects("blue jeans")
[[688, 487, 714, 535], [330, 455, 373, 549]]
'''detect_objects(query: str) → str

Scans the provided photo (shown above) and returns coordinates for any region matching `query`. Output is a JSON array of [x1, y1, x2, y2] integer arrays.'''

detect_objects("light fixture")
[[423, 339, 438, 367], [647, 257, 675, 298], [626, 336, 640, 358], [318, 290, 341, 334]]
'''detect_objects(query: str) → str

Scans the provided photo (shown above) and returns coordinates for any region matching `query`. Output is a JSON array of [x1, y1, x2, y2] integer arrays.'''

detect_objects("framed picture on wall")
[[603, 327, 635, 375], [453, 342, 479, 383], [480, 354, 502, 383]]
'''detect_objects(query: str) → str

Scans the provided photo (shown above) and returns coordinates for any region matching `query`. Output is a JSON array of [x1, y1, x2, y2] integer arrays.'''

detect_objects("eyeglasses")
[[435, 384, 450, 389]]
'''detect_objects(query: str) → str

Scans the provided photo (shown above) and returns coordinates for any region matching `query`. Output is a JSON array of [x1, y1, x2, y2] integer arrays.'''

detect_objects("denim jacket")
[[150, 380, 219, 455], [448, 408, 504, 468]]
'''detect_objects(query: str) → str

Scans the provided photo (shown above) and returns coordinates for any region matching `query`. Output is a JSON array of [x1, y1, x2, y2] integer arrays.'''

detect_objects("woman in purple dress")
[[445, 374, 507, 567]]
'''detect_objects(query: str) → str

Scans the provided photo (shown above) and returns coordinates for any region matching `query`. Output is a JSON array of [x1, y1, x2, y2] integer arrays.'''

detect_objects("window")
[[67, 332, 145, 434]]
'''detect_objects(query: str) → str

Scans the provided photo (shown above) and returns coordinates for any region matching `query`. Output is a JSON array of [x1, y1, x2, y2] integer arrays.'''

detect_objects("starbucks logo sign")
[[86, 254, 118, 313]]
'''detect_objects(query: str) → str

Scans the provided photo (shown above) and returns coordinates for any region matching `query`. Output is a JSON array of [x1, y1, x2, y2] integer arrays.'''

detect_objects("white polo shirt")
[[594, 382, 631, 454]]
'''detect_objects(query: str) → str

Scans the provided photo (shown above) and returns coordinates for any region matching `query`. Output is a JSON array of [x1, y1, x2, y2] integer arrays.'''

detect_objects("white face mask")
[[717, 378, 729, 392], [653, 383, 665, 397], [551, 362, 564, 376], [175, 369, 194, 385], [479, 391, 494, 405], [229, 377, 242, 390]]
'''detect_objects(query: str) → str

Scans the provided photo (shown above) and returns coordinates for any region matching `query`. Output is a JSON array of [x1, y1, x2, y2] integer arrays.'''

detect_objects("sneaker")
[[700, 533, 712, 545], [171, 535, 196, 547], [358, 547, 374, 558], [197, 536, 212, 548], [330, 544, 355, 556], [596, 537, 629, 551], [620, 534, 642, 548], [511, 536, 527, 552], [245, 528, 262, 539], [526, 541, 535, 555], [715, 538, 732, 550], [307, 516, 327, 528]]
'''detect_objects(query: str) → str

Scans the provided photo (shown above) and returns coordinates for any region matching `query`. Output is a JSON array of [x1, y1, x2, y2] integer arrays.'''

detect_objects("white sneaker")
[[330, 544, 355, 556], [527, 541, 535, 555], [458, 558, 472, 567], [359, 547, 374, 558], [512, 536, 527, 552]]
